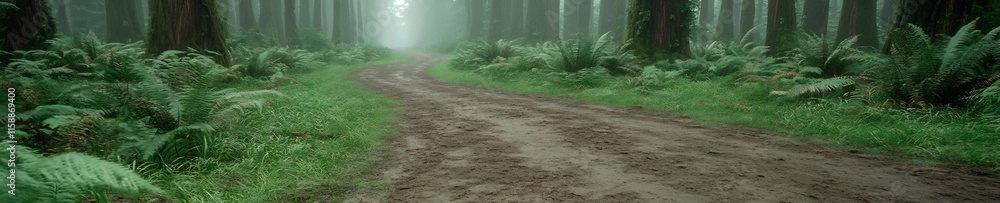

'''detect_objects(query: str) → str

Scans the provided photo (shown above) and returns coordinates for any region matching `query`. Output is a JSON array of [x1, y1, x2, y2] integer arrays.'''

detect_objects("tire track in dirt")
[[348, 52, 1000, 202]]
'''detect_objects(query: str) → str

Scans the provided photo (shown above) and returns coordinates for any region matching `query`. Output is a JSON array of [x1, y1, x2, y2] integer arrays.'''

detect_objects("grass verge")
[[158, 53, 407, 202], [429, 62, 1000, 172]]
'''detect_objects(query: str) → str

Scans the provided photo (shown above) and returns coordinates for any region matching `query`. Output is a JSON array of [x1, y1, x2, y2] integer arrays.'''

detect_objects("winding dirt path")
[[349, 53, 1000, 202]]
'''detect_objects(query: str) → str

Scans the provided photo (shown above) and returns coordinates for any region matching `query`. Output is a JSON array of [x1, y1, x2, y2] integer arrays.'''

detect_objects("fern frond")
[[788, 77, 856, 97]]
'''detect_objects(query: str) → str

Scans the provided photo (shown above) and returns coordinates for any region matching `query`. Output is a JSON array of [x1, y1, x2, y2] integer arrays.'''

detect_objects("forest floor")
[[347, 52, 1000, 202]]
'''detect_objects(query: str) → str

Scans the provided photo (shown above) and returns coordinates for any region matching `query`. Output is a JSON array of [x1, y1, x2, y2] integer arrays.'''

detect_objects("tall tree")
[[598, 0, 627, 40], [717, 0, 735, 42], [488, 0, 511, 41], [467, 0, 485, 39], [526, 0, 559, 42], [284, 0, 300, 46], [106, 0, 144, 42], [298, 0, 310, 27], [740, 0, 755, 37], [803, 0, 830, 36], [837, 0, 878, 47], [510, 0, 524, 38], [2, 0, 57, 52], [259, 0, 283, 43], [627, 0, 694, 60], [698, 0, 715, 42], [313, 0, 322, 29], [147, 0, 232, 66], [765, 0, 796, 55], [563, 0, 593, 38], [332, 0, 356, 43], [238, 0, 256, 30]]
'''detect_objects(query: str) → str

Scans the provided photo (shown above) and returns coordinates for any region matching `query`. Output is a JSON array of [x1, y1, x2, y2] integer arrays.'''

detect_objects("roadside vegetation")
[[1, 31, 398, 202], [431, 22, 1000, 172]]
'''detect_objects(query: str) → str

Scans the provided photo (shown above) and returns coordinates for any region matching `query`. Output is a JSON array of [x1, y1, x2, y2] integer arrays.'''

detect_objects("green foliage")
[[2, 147, 162, 203], [875, 20, 1000, 107], [451, 39, 519, 70], [540, 33, 638, 75], [795, 34, 871, 77], [299, 28, 333, 51]]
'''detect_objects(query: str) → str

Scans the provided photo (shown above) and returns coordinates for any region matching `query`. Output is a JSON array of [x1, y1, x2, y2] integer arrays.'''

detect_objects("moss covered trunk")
[[147, 0, 232, 66], [740, 0, 755, 38], [467, 0, 485, 39], [627, 0, 694, 60], [284, 0, 300, 46]]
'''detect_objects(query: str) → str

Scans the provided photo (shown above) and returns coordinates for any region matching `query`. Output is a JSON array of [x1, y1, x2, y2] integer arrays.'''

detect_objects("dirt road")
[[350, 53, 1000, 202]]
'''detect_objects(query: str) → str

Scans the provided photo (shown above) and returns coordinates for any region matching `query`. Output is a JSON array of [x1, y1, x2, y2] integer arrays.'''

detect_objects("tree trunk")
[[699, 0, 715, 42], [2, 0, 57, 52], [803, 0, 830, 36], [740, 0, 755, 38], [106, 0, 144, 42], [510, 0, 524, 38], [333, 0, 355, 43], [313, 0, 322, 29], [259, 0, 282, 43], [238, 0, 256, 30], [284, 0, 300, 46], [627, 0, 694, 60], [467, 0, 485, 39], [526, 0, 559, 42], [56, 0, 72, 35], [765, 0, 797, 55], [717, 0, 735, 42], [488, 0, 511, 41], [147, 0, 231, 66], [598, 0, 626, 40], [298, 0, 310, 28], [563, 0, 593, 38], [838, 0, 878, 47]]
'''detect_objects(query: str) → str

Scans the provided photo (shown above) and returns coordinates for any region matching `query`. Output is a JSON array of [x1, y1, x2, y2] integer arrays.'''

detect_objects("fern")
[[2, 146, 162, 203], [787, 77, 857, 97]]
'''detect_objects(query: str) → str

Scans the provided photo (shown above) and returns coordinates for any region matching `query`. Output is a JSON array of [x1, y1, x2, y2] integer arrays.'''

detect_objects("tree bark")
[[765, 0, 797, 55], [803, 0, 830, 36], [717, 0, 735, 42], [838, 0, 878, 47], [627, 0, 693, 60], [238, 0, 256, 30], [740, 0, 755, 39], [147, 0, 232, 66], [599, 0, 626, 40], [563, 0, 593, 38], [526, 0, 559, 42], [886, 0, 999, 44], [284, 0, 300, 46], [106, 0, 144, 42], [467, 0, 485, 39]]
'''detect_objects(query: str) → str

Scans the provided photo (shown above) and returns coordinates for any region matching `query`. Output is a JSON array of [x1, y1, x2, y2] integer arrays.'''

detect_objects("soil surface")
[[348, 53, 1000, 202]]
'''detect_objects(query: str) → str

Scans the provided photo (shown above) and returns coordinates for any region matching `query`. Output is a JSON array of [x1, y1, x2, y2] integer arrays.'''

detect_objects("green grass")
[[158, 54, 407, 202], [430, 62, 1000, 172]]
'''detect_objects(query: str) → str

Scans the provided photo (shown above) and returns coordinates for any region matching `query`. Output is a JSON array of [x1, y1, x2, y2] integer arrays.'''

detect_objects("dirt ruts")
[[348, 52, 1000, 202]]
